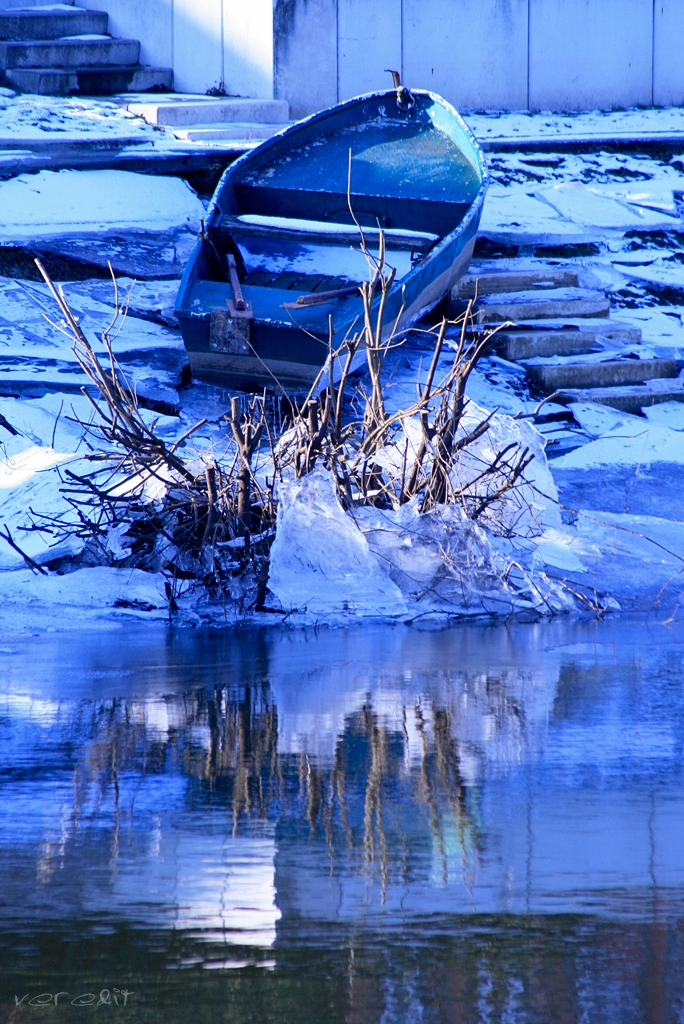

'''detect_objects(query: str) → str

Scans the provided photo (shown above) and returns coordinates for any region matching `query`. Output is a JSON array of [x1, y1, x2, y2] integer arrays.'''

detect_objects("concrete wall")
[[274, 0, 684, 117], [338, 0, 401, 100], [654, 0, 684, 107], [403, 0, 529, 112], [224, 0, 273, 99], [8, 0, 684, 115], [529, 0, 653, 111], [274, 0, 337, 119], [83, 0, 272, 97], [84, 0, 173, 71]]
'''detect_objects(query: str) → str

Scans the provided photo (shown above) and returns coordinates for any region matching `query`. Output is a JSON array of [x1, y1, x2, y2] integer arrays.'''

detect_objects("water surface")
[[1, 617, 683, 1022]]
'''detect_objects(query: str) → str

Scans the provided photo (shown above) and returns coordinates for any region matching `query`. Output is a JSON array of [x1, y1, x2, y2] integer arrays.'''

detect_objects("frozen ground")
[[1, 123, 684, 632], [465, 106, 684, 143], [0, 169, 205, 243], [479, 150, 684, 245], [2, 95, 683, 149], [0, 93, 160, 146]]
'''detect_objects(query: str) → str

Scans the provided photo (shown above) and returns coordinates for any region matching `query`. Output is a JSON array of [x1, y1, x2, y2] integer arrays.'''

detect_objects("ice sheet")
[[480, 181, 681, 244], [552, 415, 684, 469], [643, 401, 684, 431], [479, 188, 588, 243], [537, 182, 679, 228], [615, 263, 684, 291], [267, 467, 569, 622], [267, 469, 408, 618], [0, 568, 167, 630], [0, 277, 184, 364], [0, 170, 205, 243], [608, 306, 684, 356], [612, 249, 674, 265], [573, 510, 684, 609], [466, 107, 684, 142]]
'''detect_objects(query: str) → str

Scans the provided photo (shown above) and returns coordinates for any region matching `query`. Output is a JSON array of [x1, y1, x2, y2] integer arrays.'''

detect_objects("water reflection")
[[0, 619, 683, 1022]]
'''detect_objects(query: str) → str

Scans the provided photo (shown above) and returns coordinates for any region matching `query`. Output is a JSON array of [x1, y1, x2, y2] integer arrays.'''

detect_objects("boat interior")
[[179, 94, 485, 351], [198, 102, 483, 301]]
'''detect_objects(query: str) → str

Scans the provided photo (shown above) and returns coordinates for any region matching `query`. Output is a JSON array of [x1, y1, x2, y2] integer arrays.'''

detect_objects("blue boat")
[[175, 83, 488, 392]]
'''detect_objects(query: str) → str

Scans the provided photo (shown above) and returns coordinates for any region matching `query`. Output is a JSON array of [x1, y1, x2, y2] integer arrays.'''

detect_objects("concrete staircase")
[[0, 2, 172, 95], [450, 265, 684, 417], [124, 95, 291, 146]]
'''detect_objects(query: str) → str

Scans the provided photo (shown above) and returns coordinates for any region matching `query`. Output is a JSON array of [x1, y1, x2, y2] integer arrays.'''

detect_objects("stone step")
[[0, 7, 107, 40], [126, 95, 290, 127], [0, 0, 75, 7], [495, 320, 642, 360], [527, 357, 678, 392], [0, 36, 139, 69], [556, 381, 684, 414], [172, 121, 289, 143], [454, 266, 580, 299], [474, 288, 611, 323], [6, 63, 172, 95]]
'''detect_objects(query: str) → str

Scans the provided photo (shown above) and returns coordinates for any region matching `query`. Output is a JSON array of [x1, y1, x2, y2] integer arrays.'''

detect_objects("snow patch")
[[0, 567, 167, 628], [0, 170, 205, 243], [552, 413, 684, 469]]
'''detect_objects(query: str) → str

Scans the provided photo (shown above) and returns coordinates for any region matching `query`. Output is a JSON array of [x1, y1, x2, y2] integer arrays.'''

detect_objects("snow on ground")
[[0, 275, 185, 361], [2, 113, 684, 629], [480, 180, 683, 245], [0, 93, 161, 145], [465, 106, 684, 142], [0, 169, 205, 243], [2, 97, 682, 149]]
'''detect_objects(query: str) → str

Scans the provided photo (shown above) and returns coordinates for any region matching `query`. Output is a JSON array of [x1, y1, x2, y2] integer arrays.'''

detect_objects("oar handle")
[[227, 254, 246, 311]]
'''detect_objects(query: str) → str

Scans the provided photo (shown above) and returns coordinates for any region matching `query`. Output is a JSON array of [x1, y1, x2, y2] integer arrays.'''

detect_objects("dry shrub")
[[34, 238, 536, 615]]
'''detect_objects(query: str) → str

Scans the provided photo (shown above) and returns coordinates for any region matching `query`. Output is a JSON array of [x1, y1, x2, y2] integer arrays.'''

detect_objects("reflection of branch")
[[363, 707, 389, 900], [413, 703, 447, 881], [333, 744, 353, 848], [433, 707, 472, 864]]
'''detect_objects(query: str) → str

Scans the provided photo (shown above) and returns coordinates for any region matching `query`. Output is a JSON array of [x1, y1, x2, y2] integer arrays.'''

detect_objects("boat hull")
[[179, 233, 478, 391]]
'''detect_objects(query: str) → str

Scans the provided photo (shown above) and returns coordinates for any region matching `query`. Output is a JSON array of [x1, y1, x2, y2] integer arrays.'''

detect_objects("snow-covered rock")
[[0, 567, 167, 630]]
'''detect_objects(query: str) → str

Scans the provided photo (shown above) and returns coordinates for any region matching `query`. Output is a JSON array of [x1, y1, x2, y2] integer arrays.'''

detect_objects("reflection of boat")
[[175, 83, 488, 392]]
